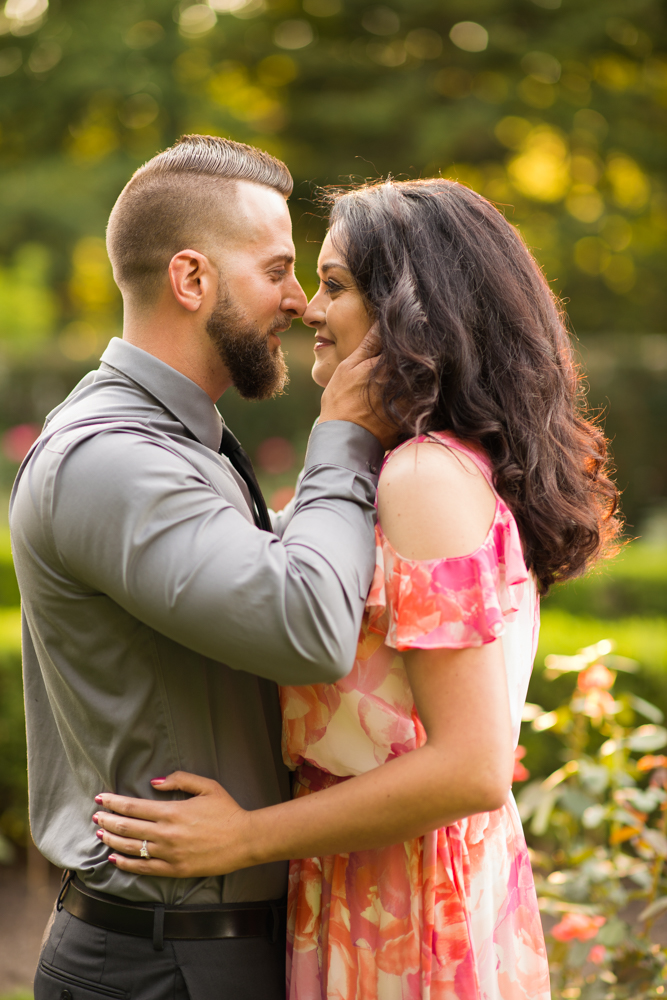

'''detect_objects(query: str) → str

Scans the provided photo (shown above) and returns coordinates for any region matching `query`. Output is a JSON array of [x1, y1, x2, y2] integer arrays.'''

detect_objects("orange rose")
[[637, 755, 667, 772], [512, 746, 530, 783], [577, 662, 615, 692], [551, 912, 605, 942]]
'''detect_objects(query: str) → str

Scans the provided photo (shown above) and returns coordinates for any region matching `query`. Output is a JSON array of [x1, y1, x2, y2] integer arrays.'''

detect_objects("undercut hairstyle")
[[106, 135, 293, 303], [325, 179, 621, 593]]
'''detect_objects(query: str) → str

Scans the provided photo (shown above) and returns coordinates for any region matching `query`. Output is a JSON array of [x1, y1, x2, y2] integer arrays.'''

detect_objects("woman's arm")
[[95, 442, 515, 877]]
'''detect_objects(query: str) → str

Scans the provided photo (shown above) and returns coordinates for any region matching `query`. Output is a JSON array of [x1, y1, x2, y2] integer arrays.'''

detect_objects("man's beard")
[[206, 292, 289, 401]]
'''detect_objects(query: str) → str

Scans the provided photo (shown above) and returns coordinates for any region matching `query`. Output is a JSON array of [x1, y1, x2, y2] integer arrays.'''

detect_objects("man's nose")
[[281, 276, 309, 318]]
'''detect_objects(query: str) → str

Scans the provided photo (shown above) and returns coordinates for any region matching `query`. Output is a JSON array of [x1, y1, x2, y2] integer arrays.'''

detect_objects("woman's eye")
[[323, 279, 342, 293]]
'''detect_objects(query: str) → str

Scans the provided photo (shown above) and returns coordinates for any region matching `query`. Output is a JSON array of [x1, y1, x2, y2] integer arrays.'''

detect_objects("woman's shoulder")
[[377, 433, 498, 561]]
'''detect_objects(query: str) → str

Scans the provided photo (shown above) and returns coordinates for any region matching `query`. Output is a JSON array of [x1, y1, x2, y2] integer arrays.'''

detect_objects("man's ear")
[[168, 250, 216, 313]]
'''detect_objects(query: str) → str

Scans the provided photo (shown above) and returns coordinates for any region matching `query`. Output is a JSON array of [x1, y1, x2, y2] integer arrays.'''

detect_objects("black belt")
[[59, 874, 285, 952]]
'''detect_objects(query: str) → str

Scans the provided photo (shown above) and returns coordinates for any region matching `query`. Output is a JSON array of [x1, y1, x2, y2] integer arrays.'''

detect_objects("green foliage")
[[524, 610, 667, 786], [0, 0, 665, 523], [538, 612, 667, 678], [0, 608, 27, 854], [0, 244, 56, 356], [545, 546, 667, 620], [0, 530, 19, 606], [517, 639, 667, 998], [1, 0, 665, 332]]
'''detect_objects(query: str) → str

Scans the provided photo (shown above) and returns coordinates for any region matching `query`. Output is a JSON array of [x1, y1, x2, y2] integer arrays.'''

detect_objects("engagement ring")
[[140, 840, 150, 859]]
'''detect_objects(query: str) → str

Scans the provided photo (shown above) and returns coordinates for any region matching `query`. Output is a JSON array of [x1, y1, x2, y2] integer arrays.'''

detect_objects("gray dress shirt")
[[9, 338, 383, 905]]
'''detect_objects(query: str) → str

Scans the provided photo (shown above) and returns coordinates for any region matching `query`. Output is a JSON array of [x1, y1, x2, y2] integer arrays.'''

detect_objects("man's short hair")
[[106, 135, 293, 304]]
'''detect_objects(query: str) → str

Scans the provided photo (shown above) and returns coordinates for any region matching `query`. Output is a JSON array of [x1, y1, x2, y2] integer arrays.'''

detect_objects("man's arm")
[[47, 420, 382, 686], [269, 471, 301, 539]]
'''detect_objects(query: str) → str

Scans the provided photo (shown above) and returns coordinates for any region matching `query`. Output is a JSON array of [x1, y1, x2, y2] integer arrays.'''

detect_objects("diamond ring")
[[140, 840, 150, 859]]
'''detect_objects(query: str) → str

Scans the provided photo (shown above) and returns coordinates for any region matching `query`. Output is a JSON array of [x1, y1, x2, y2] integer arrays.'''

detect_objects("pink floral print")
[[280, 433, 550, 999]]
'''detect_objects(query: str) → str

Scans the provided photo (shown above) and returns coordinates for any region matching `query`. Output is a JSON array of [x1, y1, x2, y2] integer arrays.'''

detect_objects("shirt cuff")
[[303, 421, 385, 484]]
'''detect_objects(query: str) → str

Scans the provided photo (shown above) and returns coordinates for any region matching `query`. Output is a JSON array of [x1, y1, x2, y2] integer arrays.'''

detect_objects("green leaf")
[[626, 725, 667, 752], [596, 917, 628, 946], [638, 896, 667, 922], [625, 787, 666, 812], [640, 828, 667, 857], [582, 803, 606, 829], [531, 788, 558, 837], [628, 694, 664, 724]]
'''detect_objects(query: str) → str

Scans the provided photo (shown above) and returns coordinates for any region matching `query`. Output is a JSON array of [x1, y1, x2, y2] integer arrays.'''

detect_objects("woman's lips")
[[314, 336, 335, 351]]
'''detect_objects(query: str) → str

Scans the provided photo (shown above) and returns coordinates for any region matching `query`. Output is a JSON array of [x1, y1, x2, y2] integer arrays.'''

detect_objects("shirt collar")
[[100, 338, 223, 451]]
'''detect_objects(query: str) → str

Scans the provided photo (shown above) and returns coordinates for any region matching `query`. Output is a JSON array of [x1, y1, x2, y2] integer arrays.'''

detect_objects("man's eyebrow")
[[263, 252, 295, 266]]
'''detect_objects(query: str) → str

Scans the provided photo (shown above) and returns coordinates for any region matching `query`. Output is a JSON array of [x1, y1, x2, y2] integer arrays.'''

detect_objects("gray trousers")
[[34, 907, 286, 1000]]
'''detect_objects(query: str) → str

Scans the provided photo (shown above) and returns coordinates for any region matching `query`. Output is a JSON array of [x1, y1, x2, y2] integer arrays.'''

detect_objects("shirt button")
[[368, 464, 377, 474], [60, 991, 73, 1000]]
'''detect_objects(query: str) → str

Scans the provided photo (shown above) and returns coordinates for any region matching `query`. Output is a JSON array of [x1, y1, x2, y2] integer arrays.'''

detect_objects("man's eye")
[[270, 269, 288, 281]]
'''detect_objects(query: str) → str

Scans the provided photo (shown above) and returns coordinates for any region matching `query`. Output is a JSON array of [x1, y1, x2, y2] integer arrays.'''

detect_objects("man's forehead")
[[234, 180, 290, 220], [207, 180, 293, 264]]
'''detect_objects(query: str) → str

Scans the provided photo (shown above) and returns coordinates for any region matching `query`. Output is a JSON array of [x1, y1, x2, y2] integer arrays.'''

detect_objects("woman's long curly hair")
[[326, 178, 621, 594]]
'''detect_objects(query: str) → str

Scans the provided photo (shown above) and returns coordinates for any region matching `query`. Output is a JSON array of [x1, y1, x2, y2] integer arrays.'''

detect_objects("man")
[[10, 135, 386, 999]]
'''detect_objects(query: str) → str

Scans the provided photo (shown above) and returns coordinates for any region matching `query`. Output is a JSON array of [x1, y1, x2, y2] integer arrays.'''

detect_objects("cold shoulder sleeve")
[[366, 500, 529, 650]]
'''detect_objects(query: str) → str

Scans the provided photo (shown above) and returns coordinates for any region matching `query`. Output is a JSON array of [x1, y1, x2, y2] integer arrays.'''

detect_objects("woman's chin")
[[311, 358, 337, 389]]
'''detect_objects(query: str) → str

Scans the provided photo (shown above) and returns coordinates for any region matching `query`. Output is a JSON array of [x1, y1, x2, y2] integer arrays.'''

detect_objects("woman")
[[96, 179, 620, 998]]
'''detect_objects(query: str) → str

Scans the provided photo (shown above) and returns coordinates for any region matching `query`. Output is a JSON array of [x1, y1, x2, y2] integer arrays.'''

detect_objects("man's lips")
[[314, 335, 335, 351]]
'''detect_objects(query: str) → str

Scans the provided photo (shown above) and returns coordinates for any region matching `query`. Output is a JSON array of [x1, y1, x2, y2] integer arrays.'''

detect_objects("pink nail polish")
[[92, 814, 99, 824], [109, 855, 117, 864], [151, 778, 166, 784], [96, 829, 104, 840], [94, 795, 103, 805]]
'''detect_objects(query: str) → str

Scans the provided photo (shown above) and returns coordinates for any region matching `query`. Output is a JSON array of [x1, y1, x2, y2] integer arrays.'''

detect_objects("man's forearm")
[[52, 421, 384, 686]]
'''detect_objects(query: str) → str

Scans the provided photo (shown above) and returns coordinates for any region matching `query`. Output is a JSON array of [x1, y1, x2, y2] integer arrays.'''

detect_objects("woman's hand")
[[93, 772, 253, 878], [320, 327, 397, 450]]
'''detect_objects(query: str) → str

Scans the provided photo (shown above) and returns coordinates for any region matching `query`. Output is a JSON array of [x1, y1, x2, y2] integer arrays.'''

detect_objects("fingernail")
[[109, 855, 117, 864], [94, 795, 103, 804], [92, 814, 99, 824], [151, 778, 166, 784], [96, 830, 104, 840]]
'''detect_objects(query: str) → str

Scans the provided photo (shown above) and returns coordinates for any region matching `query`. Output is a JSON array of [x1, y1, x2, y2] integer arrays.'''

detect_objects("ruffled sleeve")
[[366, 499, 529, 650]]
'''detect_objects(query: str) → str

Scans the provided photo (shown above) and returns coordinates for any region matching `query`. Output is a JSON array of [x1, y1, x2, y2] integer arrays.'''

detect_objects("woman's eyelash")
[[323, 278, 342, 292]]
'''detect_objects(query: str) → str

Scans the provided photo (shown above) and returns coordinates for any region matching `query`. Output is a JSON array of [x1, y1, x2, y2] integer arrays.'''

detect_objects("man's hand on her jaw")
[[319, 328, 396, 450]]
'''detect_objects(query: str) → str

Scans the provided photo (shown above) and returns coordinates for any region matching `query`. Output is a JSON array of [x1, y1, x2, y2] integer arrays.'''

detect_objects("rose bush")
[[519, 638, 667, 999]]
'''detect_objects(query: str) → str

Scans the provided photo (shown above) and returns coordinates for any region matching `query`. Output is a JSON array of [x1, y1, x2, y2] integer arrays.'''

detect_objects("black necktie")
[[218, 425, 272, 532]]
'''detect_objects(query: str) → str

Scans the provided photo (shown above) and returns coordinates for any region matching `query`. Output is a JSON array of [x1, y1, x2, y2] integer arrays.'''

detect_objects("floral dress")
[[279, 432, 550, 1000]]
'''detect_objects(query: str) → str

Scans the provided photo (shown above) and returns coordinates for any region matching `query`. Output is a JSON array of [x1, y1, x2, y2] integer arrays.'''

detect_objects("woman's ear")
[[168, 250, 215, 312]]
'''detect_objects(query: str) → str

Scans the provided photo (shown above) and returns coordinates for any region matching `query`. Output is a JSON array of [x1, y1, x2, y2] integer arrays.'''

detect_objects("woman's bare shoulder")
[[377, 439, 497, 560]]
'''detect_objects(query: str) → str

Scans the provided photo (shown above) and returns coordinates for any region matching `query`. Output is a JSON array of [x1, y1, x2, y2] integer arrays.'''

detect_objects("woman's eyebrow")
[[318, 260, 350, 273]]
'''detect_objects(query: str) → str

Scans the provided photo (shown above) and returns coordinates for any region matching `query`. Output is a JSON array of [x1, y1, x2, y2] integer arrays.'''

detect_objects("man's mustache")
[[268, 315, 293, 337]]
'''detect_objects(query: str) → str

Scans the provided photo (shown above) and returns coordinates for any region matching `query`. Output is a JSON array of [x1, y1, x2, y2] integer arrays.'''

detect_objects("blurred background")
[[0, 0, 665, 994]]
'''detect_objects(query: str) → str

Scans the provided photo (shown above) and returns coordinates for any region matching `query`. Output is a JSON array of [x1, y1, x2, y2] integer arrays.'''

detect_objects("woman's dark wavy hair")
[[326, 178, 621, 594]]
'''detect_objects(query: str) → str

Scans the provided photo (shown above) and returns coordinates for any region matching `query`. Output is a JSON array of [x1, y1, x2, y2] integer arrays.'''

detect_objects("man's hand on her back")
[[319, 328, 396, 450]]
